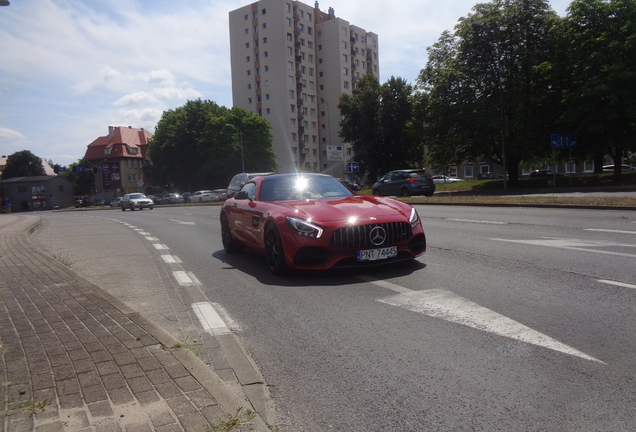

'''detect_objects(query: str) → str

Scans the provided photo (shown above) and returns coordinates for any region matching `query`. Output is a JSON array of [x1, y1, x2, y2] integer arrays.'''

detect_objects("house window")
[[286, 17, 292, 26], [130, 148, 138, 155], [291, 118, 296, 127], [464, 165, 474, 178], [245, 42, 250, 48], [59, 185, 64, 192], [263, 37, 267, 43], [266, 108, 270, 114], [127, 160, 132, 168], [262, 8, 266, 14], [287, 33, 292, 41], [584, 160, 594, 172], [289, 90, 295, 99], [288, 61, 293, 70], [344, 81, 349, 89], [104, 148, 111, 155], [291, 133, 297, 141]]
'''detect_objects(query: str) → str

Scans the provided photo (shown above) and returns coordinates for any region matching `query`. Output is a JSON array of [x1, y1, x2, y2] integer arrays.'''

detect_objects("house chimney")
[[328, 7, 334, 16], [108, 126, 115, 140]]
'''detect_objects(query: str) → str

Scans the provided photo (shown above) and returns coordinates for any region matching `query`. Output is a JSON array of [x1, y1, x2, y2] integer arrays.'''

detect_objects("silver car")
[[120, 193, 154, 211]]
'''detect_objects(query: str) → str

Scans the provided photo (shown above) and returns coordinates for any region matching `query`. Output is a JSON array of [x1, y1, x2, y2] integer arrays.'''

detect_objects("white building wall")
[[229, 0, 379, 177]]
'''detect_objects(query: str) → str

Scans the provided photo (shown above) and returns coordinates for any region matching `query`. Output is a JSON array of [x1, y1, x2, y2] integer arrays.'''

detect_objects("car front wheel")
[[265, 223, 287, 275], [121, 206, 126, 211], [372, 189, 381, 196]]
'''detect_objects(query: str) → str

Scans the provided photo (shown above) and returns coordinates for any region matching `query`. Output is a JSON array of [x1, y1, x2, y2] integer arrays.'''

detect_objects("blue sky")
[[0, 0, 571, 167]]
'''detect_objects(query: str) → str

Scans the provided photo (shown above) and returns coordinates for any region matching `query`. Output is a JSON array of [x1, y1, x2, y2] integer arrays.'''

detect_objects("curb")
[[22, 216, 271, 432]]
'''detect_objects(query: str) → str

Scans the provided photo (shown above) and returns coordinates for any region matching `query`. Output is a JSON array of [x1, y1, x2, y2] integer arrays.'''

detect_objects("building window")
[[262, 8, 266, 14], [247, 83, 252, 90], [342, 54, 348, 62], [127, 159, 132, 168], [308, 41, 313, 49], [264, 51, 268, 57], [291, 118, 296, 127], [244, 14, 248, 20], [287, 33, 292, 41], [253, 26, 259, 33], [344, 81, 349, 89], [342, 41, 347, 49], [245, 42, 250, 48], [291, 133, 297, 141], [247, 70, 251, 76], [286, 3, 291, 12], [246, 56, 250, 62], [308, 27, 312, 35], [248, 97, 252, 103], [287, 46, 293, 55], [245, 28, 249, 34], [342, 67, 348, 76], [292, 147, 297, 155], [263, 37, 267, 43], [309, 68, 314, 76], [104, 148, 111, 155], [286, 17, 292, 26], [342, 27, 347, 35], [288, 61, 293, 69], [262, 23, 266, 29], [266, 94, 270, 100], [584, 160, 594, 172], [290, 104, 295, 112], [265, 79, 269, 86], [289, 90, 295, 98], [299, 23, 304, 32], [464, 165, 473, 178], [266, 108, 271, 114]]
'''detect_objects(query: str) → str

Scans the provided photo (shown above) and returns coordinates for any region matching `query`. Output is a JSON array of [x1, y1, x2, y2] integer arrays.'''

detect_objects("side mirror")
[[234, 191, 249, 200]]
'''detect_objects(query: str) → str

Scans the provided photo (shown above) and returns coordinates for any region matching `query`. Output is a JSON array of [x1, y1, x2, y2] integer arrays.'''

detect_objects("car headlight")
[[286, 216, 323, 238], [409, 207, 420, 228]]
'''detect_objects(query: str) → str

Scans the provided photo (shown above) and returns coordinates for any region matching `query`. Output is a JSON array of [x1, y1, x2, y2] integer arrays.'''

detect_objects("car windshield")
[[260, 176, 353, 201], [129, 194, 145, 199]]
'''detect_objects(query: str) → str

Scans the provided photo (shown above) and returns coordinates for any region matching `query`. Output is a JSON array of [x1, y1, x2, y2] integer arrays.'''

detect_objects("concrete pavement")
[[0, 213, 271, 432]]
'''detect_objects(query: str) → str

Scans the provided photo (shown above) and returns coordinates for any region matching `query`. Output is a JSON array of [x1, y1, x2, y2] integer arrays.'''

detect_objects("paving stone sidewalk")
[[0, 214, 269, 432]]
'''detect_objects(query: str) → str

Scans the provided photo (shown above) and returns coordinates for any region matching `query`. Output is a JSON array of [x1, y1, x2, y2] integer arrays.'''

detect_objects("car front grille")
[[330, 222, 412, 249]]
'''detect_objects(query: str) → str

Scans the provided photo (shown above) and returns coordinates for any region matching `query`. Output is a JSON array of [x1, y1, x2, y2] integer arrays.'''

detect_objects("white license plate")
[[357, 246, 397, 261]]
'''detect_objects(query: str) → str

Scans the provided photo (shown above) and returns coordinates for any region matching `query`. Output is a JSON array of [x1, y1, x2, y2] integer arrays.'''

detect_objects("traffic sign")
[[347, 162, 359, 173], [551, 134, 577, 149]]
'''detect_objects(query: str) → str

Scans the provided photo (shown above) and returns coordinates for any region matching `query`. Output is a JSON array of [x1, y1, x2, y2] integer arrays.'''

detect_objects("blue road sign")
[[59, 166, 67, 172], [348, 162, 359, 173], [551, 134, 578, 149]]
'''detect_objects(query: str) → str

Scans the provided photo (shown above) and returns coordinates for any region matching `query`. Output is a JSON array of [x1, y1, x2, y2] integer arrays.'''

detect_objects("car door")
[[229, 182, 266, 251]]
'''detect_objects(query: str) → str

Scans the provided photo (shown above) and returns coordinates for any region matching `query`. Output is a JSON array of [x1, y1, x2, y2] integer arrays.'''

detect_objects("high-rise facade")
[[229, 0, 379, 176]]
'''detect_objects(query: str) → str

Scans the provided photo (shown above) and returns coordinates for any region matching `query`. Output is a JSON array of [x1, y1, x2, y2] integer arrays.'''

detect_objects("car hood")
[[273, 195, 412, 223]]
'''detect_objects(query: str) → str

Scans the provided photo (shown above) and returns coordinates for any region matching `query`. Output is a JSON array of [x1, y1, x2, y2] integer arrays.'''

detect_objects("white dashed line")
[[144, 236, 158, 241], [153, 244, 169, 250], [585, 228, 636, 235], [447, 218, 507, 225], [598, 280, 636, 290], [192, 302, 230, 335], [161, 255, 182, 264]]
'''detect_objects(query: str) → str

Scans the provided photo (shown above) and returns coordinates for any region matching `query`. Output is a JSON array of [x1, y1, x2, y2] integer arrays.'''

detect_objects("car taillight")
[[408, 178, 418, 182]]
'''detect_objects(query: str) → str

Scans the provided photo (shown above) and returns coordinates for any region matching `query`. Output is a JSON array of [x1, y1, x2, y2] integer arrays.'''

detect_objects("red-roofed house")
[[83, 126, 153, 200]]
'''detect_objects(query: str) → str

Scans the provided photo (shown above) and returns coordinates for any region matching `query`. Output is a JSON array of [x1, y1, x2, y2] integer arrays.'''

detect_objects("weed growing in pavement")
[[52, 252, 73, 267], [206, 407, 257, 431], [7, 398, 50, 412], [173, 332, 204, 359]]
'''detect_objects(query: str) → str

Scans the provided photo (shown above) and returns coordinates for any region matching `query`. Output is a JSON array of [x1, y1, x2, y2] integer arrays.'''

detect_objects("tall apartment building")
[[229, 0, 379, 176]]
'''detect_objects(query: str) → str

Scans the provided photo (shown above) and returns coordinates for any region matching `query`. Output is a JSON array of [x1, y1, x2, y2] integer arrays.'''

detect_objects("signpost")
[[347, 162, 359, 173], [551, 134, 577, 149]]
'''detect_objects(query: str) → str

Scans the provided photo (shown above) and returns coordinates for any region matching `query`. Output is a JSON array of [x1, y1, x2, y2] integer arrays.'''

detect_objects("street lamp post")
[[472, 21, 507, 190], [225, 124, 245, 173]]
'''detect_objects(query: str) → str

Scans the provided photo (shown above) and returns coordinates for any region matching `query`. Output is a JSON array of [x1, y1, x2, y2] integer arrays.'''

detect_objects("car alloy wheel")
[[265, 223, 287, 275], [400, 187, 410, 197]]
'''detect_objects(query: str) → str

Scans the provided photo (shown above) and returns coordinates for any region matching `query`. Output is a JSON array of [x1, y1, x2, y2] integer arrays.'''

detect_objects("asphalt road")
[[43, 205, 636, 431]]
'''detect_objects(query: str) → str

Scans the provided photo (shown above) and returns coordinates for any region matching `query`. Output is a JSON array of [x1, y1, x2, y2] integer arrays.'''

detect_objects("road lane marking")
[[585, 228, 636, 235], [598, 280, 636, 290], [153, 244, 169, 250], [144, 236, 158, 241], [192, 302, 230, 335], [161, 255, 182, 264], [492, 237, 636, 258], [378, 289, 603, 363], [169, 219, 195, 225], [360, 276, 602, 363], [447, 218, 507, 225]]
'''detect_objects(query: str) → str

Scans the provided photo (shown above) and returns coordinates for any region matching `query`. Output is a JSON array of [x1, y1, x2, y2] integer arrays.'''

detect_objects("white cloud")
[[0, 128, 26, 140]]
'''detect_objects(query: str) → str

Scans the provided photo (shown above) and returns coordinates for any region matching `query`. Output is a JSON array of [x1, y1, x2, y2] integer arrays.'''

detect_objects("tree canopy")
[[417, 0, 559, 185], [147, 99, 277, 191], [338, 74, 421, 182], [1, 150, 46, 180]]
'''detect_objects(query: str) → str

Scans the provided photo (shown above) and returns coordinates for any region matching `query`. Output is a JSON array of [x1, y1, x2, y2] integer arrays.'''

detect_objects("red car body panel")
[[221, 174, 426, 271]]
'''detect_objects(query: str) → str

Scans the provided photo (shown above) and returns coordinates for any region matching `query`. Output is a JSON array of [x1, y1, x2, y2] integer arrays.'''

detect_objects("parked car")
[[189, 190, 214, 203], [210, 189, 228, 201], [372, 169, 436, 197], [529, 169, 563, 177], [227, 172, 275, 198], [159, 193, 183, 204], [431, 175, 464, 185], [182, 192, 192, 202], [338, 178, 362, 192], [110, 197, 122, 207], [220, 173, 426, 275], [477, 172, 503, 180], [602, 164, 635, 172], [120, 193, 154, 211]]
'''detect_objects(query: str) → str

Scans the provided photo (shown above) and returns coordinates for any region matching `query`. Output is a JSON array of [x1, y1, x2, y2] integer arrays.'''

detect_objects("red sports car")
[[220, 173, 426, 275]]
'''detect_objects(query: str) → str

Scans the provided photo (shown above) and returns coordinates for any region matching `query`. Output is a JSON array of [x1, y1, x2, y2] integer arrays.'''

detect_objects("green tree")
[[338, 74, 420, 182], [417, 0, 559, 185], [557, 0, 636, 181], [147, 100, 276, 191], [1, 150, 46, 179]]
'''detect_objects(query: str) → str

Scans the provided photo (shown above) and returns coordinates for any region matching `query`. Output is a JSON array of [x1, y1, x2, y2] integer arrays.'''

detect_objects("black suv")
[[372, 170, 435, 197]]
